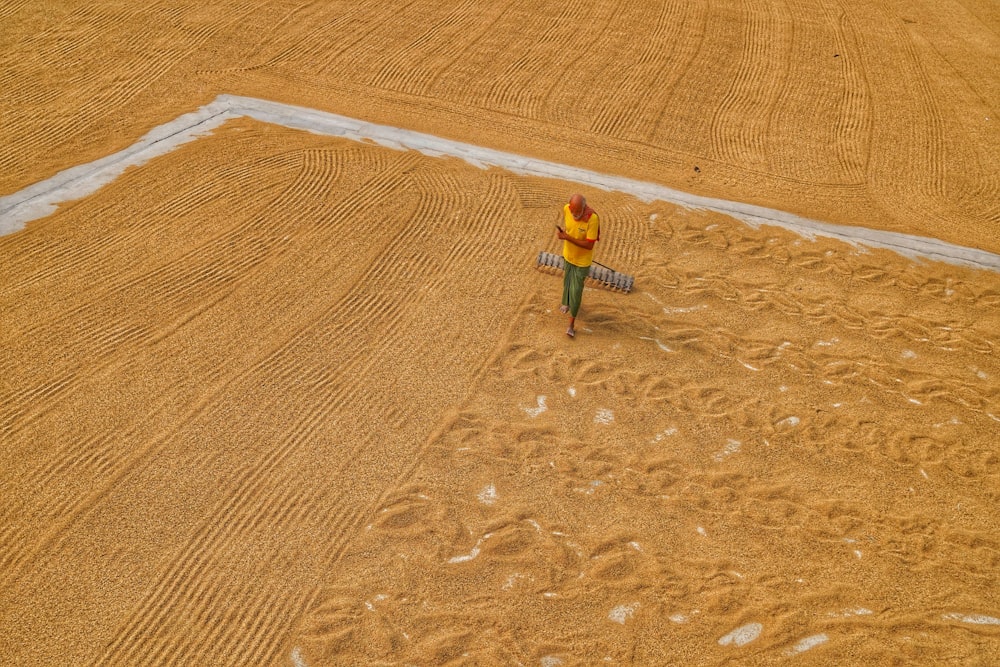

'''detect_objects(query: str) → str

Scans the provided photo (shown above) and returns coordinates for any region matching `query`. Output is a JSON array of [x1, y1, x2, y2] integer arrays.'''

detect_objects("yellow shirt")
[[562, 204, 600, 267]]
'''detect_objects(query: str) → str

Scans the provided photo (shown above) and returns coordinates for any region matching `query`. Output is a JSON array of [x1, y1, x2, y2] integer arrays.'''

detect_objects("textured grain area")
[[1, 1, 998, 664], [1, 0, 997, 251]]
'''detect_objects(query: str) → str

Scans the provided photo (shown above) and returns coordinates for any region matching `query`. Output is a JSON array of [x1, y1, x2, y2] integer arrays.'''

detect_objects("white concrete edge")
[[0, 100, 238, 235], [2, 93, 998, 272]]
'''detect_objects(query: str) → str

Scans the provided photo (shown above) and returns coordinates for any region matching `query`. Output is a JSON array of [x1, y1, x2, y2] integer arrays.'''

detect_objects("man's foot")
[[566, 326, 575, 338], [559, 305, 569, 314]]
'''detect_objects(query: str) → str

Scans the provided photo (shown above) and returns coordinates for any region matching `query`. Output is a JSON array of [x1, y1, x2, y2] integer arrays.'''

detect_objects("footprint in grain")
[[585, 535, 652, 584], [374, 485, 438, 535]]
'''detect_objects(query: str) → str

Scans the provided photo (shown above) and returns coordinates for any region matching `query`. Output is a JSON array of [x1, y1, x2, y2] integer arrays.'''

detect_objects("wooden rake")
[[535, 251, 635, 293]]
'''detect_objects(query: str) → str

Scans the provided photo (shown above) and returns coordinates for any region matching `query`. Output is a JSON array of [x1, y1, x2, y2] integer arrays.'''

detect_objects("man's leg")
[[566, 263, 586, 338], [560, 265, 571, 314]]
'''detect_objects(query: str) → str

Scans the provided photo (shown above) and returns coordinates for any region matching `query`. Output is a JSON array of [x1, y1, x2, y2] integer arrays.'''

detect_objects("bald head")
[[568, 193, 587, 219]]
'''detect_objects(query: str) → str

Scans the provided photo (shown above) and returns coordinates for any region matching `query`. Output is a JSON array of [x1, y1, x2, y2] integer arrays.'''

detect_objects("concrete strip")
[[0, 101, 235, 236], [2, 94, 998, 272]]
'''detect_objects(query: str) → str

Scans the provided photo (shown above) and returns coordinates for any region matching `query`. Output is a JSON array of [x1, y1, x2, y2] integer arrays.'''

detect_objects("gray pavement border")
[[2, 94, 997, 272]]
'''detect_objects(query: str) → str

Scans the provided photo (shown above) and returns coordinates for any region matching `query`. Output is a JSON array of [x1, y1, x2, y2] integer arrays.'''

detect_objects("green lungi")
[[561, 261, 589, 317]]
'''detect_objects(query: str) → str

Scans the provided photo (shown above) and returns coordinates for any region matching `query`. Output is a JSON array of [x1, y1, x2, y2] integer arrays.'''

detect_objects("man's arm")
[[557, 230, 595, 250]]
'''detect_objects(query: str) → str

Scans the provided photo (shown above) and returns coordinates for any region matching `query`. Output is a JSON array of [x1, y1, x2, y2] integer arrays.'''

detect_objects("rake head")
[[535, 251, 634, 293]]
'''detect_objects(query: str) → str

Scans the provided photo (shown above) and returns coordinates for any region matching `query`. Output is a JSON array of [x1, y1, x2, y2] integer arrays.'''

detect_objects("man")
[[556, 193, 599, 338]]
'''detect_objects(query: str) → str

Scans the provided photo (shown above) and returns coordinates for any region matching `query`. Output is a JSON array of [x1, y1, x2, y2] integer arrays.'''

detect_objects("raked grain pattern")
[[1, 118, 997, 667], [0, 0, 997, 252], [1, 1, 999, 664], [0, 124, 543, 665]]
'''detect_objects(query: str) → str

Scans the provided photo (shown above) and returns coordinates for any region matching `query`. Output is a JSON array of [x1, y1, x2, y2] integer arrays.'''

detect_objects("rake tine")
[[535, 251, 633, 294]]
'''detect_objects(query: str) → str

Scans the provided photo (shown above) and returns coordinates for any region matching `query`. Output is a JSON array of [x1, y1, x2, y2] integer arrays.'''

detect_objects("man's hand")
[[555, 224, 569, 240]]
